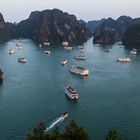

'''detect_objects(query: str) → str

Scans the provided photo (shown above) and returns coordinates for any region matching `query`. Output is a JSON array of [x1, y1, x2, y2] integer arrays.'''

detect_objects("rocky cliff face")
[[93, 16, 133, 45], [122, 23, 140, 48], [0, 13, 10, 42], [122, 18, 140, 48], [8, 9, 90, 44]]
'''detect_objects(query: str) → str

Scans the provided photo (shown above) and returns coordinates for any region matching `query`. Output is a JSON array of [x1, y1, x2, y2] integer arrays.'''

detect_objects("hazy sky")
[[0, 0, 139, 22]]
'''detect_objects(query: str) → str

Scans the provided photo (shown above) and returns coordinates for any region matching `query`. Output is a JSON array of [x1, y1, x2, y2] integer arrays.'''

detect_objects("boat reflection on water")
[[83, 75, 88, 80]]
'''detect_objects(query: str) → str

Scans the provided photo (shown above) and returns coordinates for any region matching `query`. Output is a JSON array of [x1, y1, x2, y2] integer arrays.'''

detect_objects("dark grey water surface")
[[0, 38, 140, 140]]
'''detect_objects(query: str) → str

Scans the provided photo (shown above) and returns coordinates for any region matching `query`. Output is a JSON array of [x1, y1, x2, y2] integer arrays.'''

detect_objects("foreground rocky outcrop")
[[0, 13, 10, 42], [93, 16, 133, 45], [7, 9, 91, 44], [0, 69, 3, 81]]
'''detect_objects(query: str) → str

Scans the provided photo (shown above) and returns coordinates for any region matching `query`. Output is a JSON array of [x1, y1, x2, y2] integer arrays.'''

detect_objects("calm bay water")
[[0, 38, 140, 140]]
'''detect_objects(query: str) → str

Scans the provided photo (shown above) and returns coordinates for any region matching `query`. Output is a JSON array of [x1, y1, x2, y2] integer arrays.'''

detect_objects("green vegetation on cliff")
[[122, 23, 140, 48], [26, 120, 134, 140], [26, 120, 88, 140]]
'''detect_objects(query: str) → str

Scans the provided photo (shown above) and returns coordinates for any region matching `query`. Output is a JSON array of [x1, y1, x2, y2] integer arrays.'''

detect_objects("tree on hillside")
[[26, 120, 89, 140], [106, 129, 121, 140]]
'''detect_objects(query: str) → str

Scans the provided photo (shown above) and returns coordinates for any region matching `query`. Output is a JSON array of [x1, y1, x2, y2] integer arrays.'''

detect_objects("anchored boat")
[[61, 59, 68, 65], [18, 57, 27, 63], [62, 42, 68, 46], [104, 48, 111, 52], [64, 46, 72, 51], [18, 46, 23, 50], [43, 42, 50, 46], [9, 49, 15, 54], [44, 50, 51, 54], [117, 57, 132, 62], [16, 43, 20, 46], [65, 85, 79, 100], [78, 46, 84, 49], [130, 48, 137, 55], [70, 66, 89, 76], [74, 55, 86, 60]]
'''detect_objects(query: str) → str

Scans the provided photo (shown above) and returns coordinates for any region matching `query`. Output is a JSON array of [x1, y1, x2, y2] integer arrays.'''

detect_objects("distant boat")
[[104, 48, 111, 52], [44, 50, 51, 54], [39, 44, 42, 48], [130, 48, 137, 55], [18, 57, 27, 63], [9, 49, 15, 54], [120, 45, 125, 48], [64, 46, 72, 51], [74, 55, 87, 60], [80, 50, 84, 53], [16, 43, 20, 46], [65, 84, 79, 100], [62, 42, 68, 46], [61, 59, 68, 65], [70, 66, 89, 76], [78, 46, 84, 49], [43, 42, 50, 46], [117, 57, 132, 62], [18, 46, 23, 50]]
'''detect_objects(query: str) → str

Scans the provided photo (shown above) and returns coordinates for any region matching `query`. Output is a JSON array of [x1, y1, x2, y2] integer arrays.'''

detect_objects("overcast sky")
[[0, 0, 139, 22]]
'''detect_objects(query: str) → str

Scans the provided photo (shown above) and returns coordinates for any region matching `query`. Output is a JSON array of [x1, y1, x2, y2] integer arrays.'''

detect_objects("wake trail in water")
[[44, 113, 68, 132]]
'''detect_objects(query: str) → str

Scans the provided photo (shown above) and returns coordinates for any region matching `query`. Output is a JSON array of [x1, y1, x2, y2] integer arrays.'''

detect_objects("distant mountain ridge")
[[0, 9, 91, 44], [93, 16, 133, 45], [0, 11, 140, 48], [86, 19, 106, 33]]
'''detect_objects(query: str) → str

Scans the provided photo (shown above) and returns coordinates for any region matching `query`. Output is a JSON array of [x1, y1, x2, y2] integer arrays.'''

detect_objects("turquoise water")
[[0, 38, 140, 140]]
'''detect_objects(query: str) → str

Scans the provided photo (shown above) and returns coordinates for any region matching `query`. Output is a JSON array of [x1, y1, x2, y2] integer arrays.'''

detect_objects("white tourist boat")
[[43, 42, 50, 46], [44, 50, 51, 54], [74, 55, 87, 60], [18, 57, 27, 63], [117, 57, 132, 62], [61, 59, 68, 65], [120, 45, 125, 48], [80, 50, 84, 53], [64, 46, 72, 51], [9, 49, 15, 54], [18, 46, 23, 50], [78, 46, 84, 49], [130, 48, 137, 55], [16, 43, 20, 46], [39, 44, 42, 48], [65, 85, 79, 100], [70, 66, 89, 76], [62, 42, 68, 46], [104, 48, 111, 52]]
